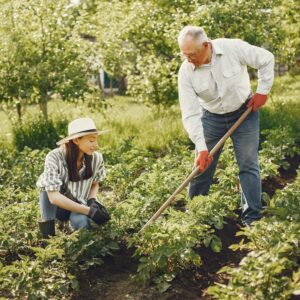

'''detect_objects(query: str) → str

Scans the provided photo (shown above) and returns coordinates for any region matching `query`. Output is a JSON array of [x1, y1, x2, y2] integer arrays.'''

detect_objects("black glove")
[[87, 197, 100, 208], [87, 200, 110, 225]]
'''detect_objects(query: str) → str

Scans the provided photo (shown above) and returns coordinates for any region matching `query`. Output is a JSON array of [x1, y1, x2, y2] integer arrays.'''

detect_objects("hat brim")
[[56, 130, 110, 146]]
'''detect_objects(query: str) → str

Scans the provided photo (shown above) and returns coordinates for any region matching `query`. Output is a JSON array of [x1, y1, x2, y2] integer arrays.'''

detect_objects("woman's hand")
[[87, 202, 110, 225]]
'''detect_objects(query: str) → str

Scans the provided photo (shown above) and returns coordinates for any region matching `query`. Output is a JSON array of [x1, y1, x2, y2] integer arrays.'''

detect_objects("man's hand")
[[247, 93, 268, 112], [196, 150, 213, 172]]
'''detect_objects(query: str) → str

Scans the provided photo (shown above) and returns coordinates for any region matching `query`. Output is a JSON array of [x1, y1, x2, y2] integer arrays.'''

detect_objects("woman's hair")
[[65, 140, 93, 182]]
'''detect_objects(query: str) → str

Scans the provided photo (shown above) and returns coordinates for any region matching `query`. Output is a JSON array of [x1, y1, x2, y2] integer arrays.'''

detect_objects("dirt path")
[[74, 154, 300, 300]]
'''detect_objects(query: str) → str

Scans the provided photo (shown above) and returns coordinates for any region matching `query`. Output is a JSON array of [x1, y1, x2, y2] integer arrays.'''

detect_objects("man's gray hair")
[[178, 26, 208, 49]]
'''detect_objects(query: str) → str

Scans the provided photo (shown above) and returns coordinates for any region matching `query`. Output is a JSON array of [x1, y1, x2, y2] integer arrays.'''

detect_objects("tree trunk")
[[39, 96, 48, 119], [96, 72, 105, 99], [118, 76, 127, 95], [16, 102, 22, 122]]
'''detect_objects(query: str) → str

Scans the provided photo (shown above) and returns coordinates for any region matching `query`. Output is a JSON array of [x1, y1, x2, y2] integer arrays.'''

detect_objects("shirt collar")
[[191, 40, 224, 71], [211, 40, 224, 55]]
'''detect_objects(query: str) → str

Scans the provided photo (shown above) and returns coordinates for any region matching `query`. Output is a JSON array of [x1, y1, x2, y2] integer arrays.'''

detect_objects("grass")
[[260, 74, 300, 141], [0, 95, 187, 153], [0, 73, 299, 151], [0, 110, 12, 142]]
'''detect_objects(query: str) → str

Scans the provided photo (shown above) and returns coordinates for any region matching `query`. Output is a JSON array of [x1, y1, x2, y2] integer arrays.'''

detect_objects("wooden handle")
[[139, 106, 252, 233]]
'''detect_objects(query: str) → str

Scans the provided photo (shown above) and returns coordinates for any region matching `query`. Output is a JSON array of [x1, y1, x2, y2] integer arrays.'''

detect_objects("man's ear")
[[203, 41, 209, 48]]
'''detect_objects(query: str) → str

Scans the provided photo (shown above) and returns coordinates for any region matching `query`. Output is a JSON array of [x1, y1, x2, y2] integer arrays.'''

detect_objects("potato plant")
[[259, 126, 300, 177], [0, 125, 299, 297], [106, 144, 193, 235], [110, 129, 300, 290], [207, 171, 300, 299], [0, 200, 39, 261]]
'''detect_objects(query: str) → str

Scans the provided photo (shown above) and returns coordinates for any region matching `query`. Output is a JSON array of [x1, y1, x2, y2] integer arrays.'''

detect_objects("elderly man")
[[177, 26, 274, 226]]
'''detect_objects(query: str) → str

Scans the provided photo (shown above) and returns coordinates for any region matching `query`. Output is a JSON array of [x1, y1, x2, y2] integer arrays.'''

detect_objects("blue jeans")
[[189, 106, 262, 224], [40, 191, 90, 230]]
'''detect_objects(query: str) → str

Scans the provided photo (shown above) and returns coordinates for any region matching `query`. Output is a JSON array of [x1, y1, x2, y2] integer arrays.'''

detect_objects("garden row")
[[0, 124, 298, 298], [102, 126, 299, 293], [208, 170, 300, 299]]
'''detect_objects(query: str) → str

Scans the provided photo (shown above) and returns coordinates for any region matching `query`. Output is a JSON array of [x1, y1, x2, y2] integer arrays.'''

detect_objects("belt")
[[207, 94, 252, 118]]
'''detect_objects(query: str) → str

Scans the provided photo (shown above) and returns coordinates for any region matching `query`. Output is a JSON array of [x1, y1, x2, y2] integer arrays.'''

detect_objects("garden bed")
[[73, 153, 300, 300]]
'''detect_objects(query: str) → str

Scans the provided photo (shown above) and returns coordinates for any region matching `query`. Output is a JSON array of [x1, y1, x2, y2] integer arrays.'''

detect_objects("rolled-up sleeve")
[[93, 152, 106, 183], [178, 63, 207, 151], [233, 39, 275, 95], [36, 152, 62, 191]]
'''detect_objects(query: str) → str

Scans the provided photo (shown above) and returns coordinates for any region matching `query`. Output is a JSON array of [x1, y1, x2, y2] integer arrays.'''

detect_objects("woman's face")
[[73, 134, 98, 156]]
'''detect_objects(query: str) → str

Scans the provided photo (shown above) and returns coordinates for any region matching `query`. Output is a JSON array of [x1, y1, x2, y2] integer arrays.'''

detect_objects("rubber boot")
[[38, 219, 55, 239]]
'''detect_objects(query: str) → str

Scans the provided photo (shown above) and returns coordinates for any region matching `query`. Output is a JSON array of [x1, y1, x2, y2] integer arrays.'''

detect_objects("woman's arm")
[[88, 181, 99, 199], [47, 191, 90, 215]]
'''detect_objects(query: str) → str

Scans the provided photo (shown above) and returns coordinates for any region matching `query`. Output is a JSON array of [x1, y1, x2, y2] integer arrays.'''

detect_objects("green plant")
[[260, 126, 300, 171], [12, 115, 68, 151], [207, 171, 300, 299], [129, 211, 208, 292], [0, 0, 98, 119], [0, 251, 76, 299], [0, 146, 48, 189]]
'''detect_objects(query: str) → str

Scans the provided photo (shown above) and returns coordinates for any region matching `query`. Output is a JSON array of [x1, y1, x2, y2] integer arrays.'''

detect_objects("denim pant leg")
[[69, 212, 91, 230], [230, 110, 262, 223], [188, 111, 227, 198], [40, 191, 57, 221]]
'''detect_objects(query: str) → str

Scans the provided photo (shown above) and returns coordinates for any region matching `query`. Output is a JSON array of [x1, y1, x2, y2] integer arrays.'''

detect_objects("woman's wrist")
[[82, 205, 90, 216]]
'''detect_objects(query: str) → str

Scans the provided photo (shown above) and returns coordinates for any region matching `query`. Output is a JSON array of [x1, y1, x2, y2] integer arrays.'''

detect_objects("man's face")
[[181, 36, 210, 68]]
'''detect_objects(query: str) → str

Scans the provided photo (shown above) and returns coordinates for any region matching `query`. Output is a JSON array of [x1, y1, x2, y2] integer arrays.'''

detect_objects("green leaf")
[[211, 236, 222, 253]]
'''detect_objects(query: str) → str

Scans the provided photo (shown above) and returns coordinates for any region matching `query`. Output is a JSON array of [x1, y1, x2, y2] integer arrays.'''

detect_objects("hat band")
[[69, 129, 97, 137], [77, 129, 97, 134]]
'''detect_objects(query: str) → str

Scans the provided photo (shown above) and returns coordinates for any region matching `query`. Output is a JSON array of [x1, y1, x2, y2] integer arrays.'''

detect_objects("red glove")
[[247, 93, 268, 112], [196, 150, 213, 172]]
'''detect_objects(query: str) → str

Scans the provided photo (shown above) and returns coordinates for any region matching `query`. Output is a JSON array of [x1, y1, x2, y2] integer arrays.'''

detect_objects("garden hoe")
[[139, 106, 253, 233]]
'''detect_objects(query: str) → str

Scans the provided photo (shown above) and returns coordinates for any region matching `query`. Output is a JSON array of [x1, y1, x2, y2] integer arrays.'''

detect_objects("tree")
[[87, 0, 300, 106], [0, 0, 98, 119]]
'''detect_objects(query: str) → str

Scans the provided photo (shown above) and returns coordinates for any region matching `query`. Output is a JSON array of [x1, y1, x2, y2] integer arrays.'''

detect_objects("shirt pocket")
[[194, 81, 210, 98], [222, 65, 241, 78], [222, 64, 242, 92]]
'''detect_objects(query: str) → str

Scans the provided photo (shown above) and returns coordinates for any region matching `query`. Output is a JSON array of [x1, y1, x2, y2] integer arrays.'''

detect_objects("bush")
[[260, 100, 300, 142], [12, 116, 68, 151]]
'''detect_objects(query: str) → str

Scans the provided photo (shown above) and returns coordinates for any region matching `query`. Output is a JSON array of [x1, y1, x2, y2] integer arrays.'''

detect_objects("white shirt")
[[36, 147, 106, 204], [178, 38, 275, 151]]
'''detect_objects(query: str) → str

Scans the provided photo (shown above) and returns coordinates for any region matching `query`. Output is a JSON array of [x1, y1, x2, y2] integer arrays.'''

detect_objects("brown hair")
[[65, 140, 93, 182]]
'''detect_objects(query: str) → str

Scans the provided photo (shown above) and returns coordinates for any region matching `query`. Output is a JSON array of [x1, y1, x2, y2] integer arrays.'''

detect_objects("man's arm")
[[233, 39, 275, 111], [178, 64, 207, 151], [234, 39, 274, 94]]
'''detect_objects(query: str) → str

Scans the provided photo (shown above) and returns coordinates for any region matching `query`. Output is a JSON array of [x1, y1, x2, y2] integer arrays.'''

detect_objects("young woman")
[[37, 117, 110, 237]]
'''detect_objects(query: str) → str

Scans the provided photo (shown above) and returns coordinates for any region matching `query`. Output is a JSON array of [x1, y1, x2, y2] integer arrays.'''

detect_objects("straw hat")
[[56, 118, 109, 146]]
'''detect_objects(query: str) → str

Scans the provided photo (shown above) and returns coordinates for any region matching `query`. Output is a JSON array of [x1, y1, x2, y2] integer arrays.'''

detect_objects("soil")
[[262, 153, 300, 197], [73, 154, 300, 300]]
